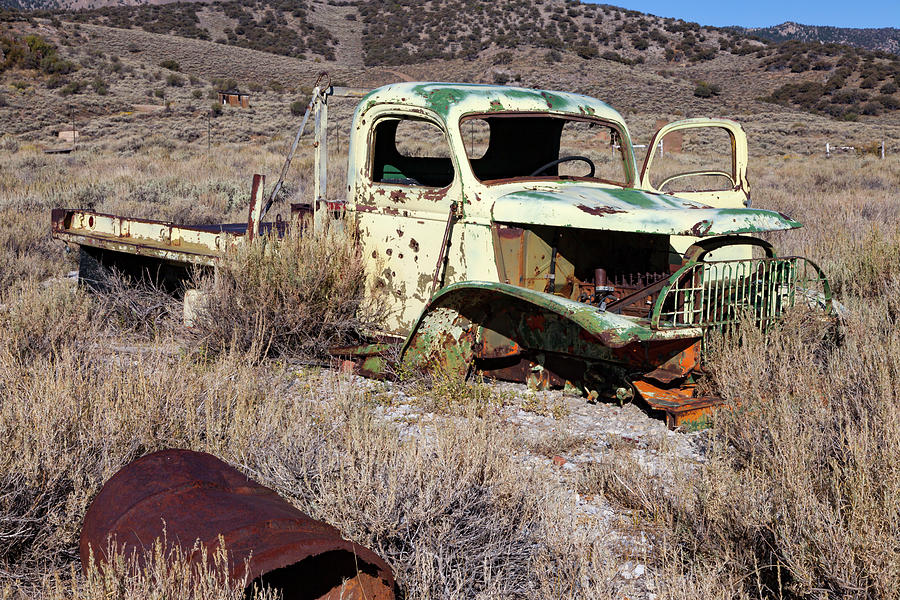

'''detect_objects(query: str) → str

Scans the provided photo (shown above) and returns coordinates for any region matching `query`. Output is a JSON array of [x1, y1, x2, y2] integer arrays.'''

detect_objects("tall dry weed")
[[0, 323, 620, 598], [582, 301, 900, 599], [192, 223, 381, 360]]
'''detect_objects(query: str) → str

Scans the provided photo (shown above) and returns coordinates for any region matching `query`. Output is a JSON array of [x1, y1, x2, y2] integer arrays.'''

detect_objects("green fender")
[[399, 281, 700, 380]]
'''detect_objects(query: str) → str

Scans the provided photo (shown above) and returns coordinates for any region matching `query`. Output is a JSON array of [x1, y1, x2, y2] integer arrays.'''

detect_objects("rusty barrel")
[[80, 449, 395, 600]]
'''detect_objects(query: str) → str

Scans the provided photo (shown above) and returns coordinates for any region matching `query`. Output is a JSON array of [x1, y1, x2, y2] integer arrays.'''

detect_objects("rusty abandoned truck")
[[51, 81, 834, 427]]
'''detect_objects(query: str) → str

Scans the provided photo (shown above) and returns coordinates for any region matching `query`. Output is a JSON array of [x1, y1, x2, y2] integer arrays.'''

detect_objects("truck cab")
[[345, 83, 831, 426], [349, 83, 793, 330]]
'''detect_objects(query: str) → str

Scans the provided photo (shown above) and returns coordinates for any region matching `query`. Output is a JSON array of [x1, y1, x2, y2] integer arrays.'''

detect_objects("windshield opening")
[[460, 114, 630, 185]]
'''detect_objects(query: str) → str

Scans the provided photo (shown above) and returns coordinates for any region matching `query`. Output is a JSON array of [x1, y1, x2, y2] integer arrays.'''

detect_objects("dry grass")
[[3, 29, 900, 595], [573, 157, 900, 599], [191, 223, 379, 361], [0, 272, 624, 599]]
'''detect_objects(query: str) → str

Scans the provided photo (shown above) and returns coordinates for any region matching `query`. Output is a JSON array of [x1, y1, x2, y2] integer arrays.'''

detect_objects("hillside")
[[1, 0, 897, 122], [750, 22, 900, 55], [2, 0, 900, 155]]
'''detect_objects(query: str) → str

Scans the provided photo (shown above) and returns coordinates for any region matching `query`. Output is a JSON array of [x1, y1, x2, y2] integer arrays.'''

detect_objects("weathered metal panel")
[[490, 186, 800, 236], [80, 449, 395, 600], [51, 208, 245, 266]]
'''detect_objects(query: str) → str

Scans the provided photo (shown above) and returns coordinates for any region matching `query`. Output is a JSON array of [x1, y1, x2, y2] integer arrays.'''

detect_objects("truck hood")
[[490, 185, 800, 236]]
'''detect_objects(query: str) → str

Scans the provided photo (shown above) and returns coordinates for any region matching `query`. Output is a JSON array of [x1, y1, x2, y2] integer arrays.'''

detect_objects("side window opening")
[[462, 115, 628, 185], [371, 117, 454, 188], [649, 127, 736, 193]]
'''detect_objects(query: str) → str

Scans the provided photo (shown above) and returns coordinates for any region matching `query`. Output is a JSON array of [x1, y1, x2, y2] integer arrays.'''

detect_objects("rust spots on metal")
[[643, 340, 700, 384], [690, 219, 713, 236], [80, 449, 395, 600], [389, 189, 408, 203], [540, 91, 554, 108], [382, 206, 400, 216], [396, 228, 404, 237], [409, 238, 420, 252], [421, 188, 449, 203], [524, 313, 546, 331], [631, 379, 720, 429], [575, 204, 626, 216]]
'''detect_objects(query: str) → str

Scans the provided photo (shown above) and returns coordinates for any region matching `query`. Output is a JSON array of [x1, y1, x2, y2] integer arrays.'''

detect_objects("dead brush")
[[583, 298, 900, 599], [18, 538, 278, 600], [399, 358, 510, 417], [191, 223, 381, 361], [0, 341, 628, 600], [0, 279, 92, 361], [88, 266, 182, 337]]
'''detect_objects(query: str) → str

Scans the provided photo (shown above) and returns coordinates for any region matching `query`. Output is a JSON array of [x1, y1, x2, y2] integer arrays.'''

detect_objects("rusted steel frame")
[[52, 230, 221, 267], [51, 208, 241, 261], [246, 174, 265, 242], [477, 356, 567, 389], [313, 87, 328, 231], [631, 378, 720, 429], [605, 276, 672, 315], [683, 235, 777, 262], [606, 237, 774, 315], [81, 449, 395, 600], [264, 72, 332, 218]]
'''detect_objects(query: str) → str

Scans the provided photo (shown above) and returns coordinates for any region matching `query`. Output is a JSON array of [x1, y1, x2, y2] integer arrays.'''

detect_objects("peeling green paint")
[[356, 82, 623, 128], [491, 186, 801, 236]]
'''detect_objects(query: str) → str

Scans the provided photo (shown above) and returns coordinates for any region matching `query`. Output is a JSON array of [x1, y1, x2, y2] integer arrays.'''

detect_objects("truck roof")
[[356, 82, 627, 127]]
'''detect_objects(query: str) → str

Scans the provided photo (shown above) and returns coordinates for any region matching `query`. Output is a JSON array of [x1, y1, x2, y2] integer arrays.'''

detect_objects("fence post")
[[881, 140, 885, 159], [825, 142, 830, 157]]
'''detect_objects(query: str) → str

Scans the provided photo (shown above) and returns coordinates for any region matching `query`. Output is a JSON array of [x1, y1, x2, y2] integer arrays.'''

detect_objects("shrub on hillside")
[[600, 50, 628, 64], [0, 33, 76, 75], [212, 77, 238, 93], [159, 59, 180, 71], [59, 81, 85, 96], [289, 99, 308, 116], [91, 76, 108, 95], [877, 94, 900, 110], [693, 81, 721, 98]]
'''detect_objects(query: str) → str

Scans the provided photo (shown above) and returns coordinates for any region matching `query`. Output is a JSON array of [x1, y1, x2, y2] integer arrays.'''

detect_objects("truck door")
[[352, 108, 461, 335], [639, 118, 751, 261]]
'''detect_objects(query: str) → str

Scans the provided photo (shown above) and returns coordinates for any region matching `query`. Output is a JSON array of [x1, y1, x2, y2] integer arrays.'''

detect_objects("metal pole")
[[313, 90, 328, 232], [207, 113, 211, 155]]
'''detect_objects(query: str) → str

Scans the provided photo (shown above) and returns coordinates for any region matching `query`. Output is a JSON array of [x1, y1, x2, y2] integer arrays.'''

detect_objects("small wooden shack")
[[218, 90, 250, 108], [58, 129, 79, 144]]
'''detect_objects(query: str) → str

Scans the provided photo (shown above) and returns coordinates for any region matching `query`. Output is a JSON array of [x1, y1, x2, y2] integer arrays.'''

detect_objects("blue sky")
[[589, 1, 900, 29]]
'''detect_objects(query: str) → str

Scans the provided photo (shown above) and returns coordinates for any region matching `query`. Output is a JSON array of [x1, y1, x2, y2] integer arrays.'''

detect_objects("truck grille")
[[650, 257, 832, 329]]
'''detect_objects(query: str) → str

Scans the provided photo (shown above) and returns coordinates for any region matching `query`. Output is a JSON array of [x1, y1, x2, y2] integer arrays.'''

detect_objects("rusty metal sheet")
[[631, 379, 721, 430], [80, 449, 395, 600]]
